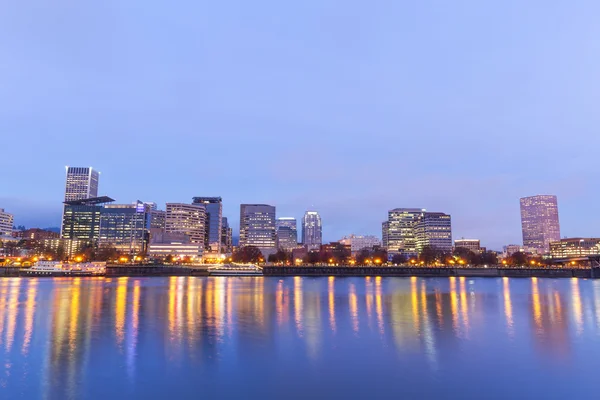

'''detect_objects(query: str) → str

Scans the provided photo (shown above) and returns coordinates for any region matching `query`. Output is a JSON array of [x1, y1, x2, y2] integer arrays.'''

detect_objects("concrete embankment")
[[106, 265, 209, 277], [263, 266, 595, 279]]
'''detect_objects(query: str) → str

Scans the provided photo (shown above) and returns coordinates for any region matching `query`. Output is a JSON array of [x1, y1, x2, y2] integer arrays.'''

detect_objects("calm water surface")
[[0, 276, 599, 399]]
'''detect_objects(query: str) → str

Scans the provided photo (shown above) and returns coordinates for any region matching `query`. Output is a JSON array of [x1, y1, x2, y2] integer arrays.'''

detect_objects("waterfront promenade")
[[0, 265, 596, 278]]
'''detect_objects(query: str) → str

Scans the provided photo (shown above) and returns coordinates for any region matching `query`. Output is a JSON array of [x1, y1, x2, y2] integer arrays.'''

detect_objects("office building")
[[520, 195, 561, 254], [150, 209, 166, 230], [61, 196, 114, 242], [385, 208, 423, 256], [550, 238, 600, 259], [503, 244, 523, 258], [454, 239, 482, 254], [39, 238, 88, 259], [192, 197, 223, 254], [13, 228, 59, 241], [302, 211, 322, 251], [339, 234, 382, 253], [240, 204, 277, 256], [221, 217, 233, 254], [0, 209, 14, 237], [98, 201, 151, 254], [276, 217, 298, 251], [382, 221, 389, 249], [64, 167, 99, 202], [415, 212, 452, 253], [165, 203, 206, 249]]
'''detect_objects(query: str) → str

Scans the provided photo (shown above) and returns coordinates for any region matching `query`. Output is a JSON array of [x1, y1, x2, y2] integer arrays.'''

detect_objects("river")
[[0, 276, 598, 399]]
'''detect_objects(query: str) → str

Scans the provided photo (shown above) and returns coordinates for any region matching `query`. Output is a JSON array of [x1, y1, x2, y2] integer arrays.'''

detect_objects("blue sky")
[[1, 1, 600, 250]]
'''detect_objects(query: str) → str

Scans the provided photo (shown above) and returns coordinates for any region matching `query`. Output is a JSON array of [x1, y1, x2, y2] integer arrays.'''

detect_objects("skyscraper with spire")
[[302, 211, 322, 251]]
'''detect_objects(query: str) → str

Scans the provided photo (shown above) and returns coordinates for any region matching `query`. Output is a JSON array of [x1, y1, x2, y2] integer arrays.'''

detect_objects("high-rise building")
[[165, 203, 206, 249], [192, 197, 223, 254], [240, 204, 277, 256], [339, 234, 382, 253], [454, 239, 482, 253], [98, 201, 151, 254], [0, 209, 14, 237], [503, 244, 523, 258], [385, 208, 423, 256], [64, 167, 99, 202], [415, 212, 452, 253], [520, 195, 561, 254], [276, 217, 298, 251], [221, 217, 233, 254], [61, 196, 114, 241], [302, 211, 322, 251]]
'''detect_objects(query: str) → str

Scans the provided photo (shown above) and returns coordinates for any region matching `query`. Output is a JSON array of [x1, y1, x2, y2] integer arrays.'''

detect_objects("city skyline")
[[0, 165, 588, 251]]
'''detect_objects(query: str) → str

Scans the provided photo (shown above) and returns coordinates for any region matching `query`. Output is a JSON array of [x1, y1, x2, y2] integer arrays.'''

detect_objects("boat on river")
[[21, 261, 107, 277], [207, 263, 263, 276]]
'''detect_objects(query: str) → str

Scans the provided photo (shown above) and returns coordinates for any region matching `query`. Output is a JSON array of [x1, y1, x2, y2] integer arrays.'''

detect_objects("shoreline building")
[[276, 217, 298, 252], [98, 201, 151, 254], [0, 209, 14, 237], [339, 234, 382, 254], [520, 195, 561, 254], [415, 212, 452, 253], [454, 239, 483, 254], [240, 204, 277, 257], [165, 203, 206, 251], [192, 197, 223, 254], [384, 208, 423, 257], [302, 211, 322, 251], [550, 238, 600, 259], [61, 196, 114, 242]]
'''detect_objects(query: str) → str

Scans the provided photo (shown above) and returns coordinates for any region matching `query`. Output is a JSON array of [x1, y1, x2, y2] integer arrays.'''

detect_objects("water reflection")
[[0, 277, 599, 398]]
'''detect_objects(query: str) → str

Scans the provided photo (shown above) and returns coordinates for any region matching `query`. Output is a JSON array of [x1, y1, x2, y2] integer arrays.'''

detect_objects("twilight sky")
[[1, 1, 600, 250]]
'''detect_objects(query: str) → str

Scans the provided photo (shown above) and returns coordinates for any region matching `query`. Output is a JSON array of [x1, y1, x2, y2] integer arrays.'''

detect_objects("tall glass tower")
[[520, 195, 560, 254], [64, 167, 99, 202], [192, 197, 223, 254], [302, 211, 322, 251]]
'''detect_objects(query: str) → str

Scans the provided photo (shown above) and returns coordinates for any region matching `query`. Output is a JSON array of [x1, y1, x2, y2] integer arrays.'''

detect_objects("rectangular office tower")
[[415, 212, 452, 253], [61, 196, 114, 241], [221, 217, 233, 254], [165, 203, 206, 250], [385, 208, 423, 256], [98, 201, 151, 254], [276, 217, 298, 251], [240, 204, 277, 256], [520, 195, 561, 254], [192, 197, 223, 254], [0, 209, 14, 237], [64, 167, 99, 202]]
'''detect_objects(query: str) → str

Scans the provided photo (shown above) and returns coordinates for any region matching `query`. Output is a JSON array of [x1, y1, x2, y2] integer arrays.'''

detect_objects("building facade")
[[339, 234, 382, 253], [98, 202, 151, 253], [302, 211, 322, 251], [239, 204, 277, 256], [165, 203, 206, 250], [13, 228, 59, 241], [61, 197, 113, 242], [192, 197, 223, 254], [382, 221, 389, 249], [549, 238, 600, 259], [64, 167, 99, 202], [221, 217, 233, 254], [276, 217, 298, 251], [415, 212, 452, 253], [454, 239, 482, 253], [0, 209, 14, 237], [385, 208, 423, 256], [503, 244, 524, 258], [150, 209, 166, 230], [520, 195, 561, 254]]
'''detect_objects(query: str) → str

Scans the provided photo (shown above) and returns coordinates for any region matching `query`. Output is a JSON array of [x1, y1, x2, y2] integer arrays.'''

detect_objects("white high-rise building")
[[64, 167, 99, 202], [302, 211, 322, 251], [0, 209, 14, 237]]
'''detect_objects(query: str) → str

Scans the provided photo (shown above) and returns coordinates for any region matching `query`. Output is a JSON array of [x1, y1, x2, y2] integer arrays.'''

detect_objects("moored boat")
[[21, 261, 107, 277], [207, 263, 263, 276]]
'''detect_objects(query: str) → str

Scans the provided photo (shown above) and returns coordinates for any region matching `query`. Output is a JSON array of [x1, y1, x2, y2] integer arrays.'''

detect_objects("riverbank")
[[0, 265, 598, 278]]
